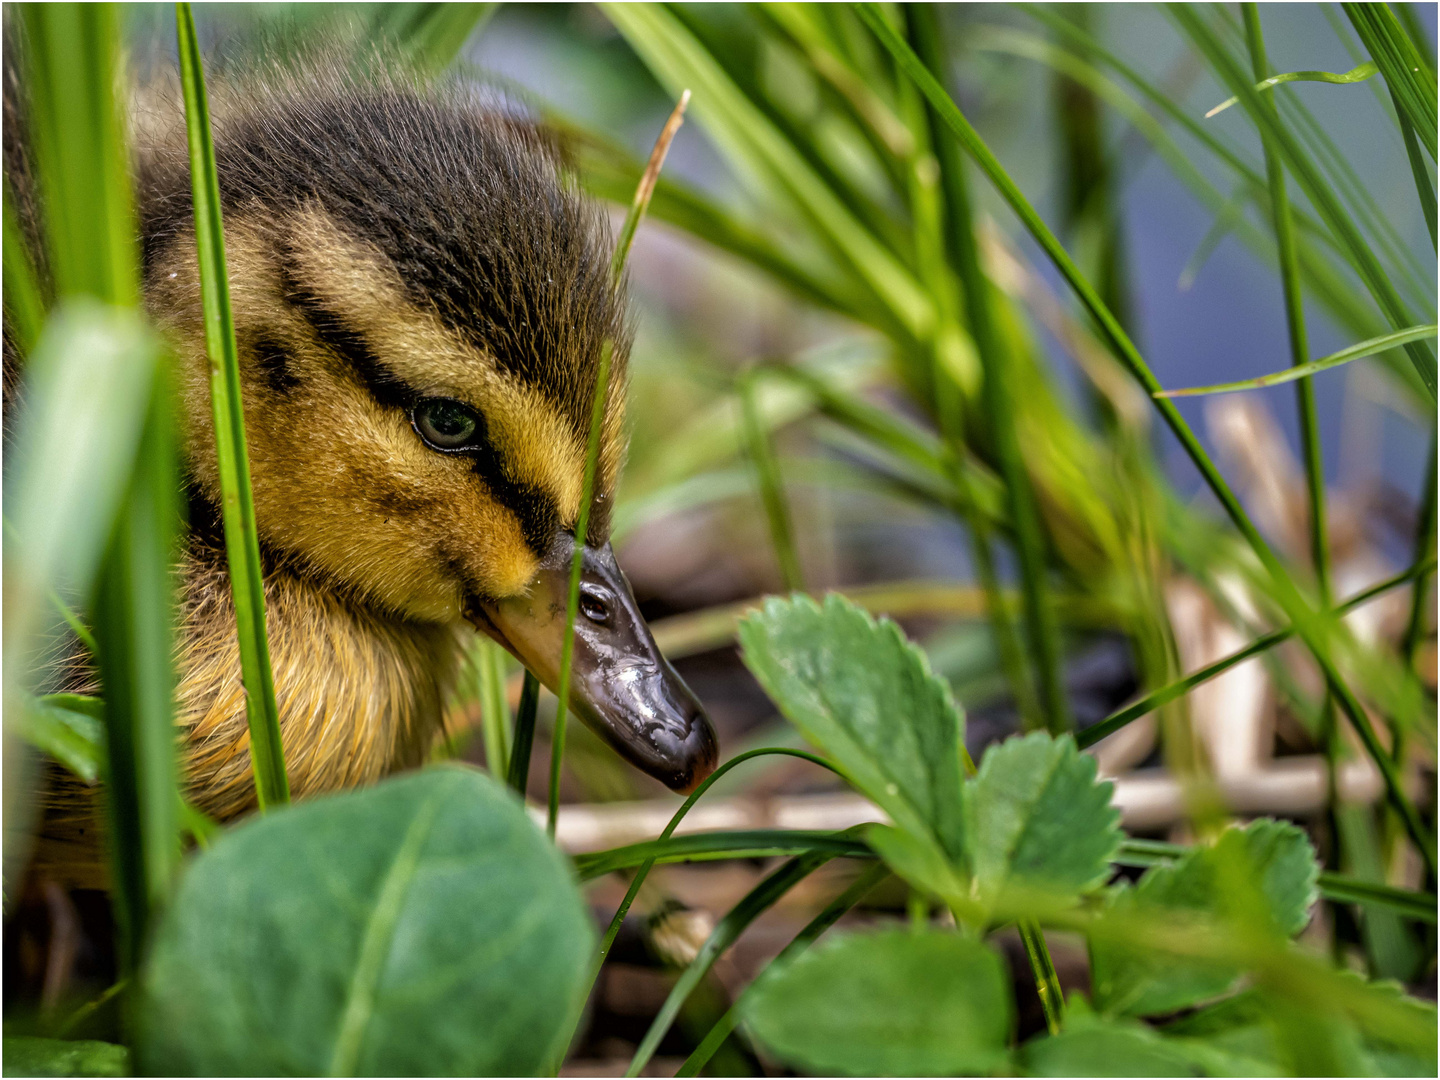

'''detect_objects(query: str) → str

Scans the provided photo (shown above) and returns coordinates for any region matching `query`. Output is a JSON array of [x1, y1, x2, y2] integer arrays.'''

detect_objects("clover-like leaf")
[[966, 731, 1121, 916], [743, 928, 1011, 1076], [1090, 819, 1318, 1017], [739, 594, 966, 859], [138, 767, 594, 1076], [2, 1038, 128, 1077]]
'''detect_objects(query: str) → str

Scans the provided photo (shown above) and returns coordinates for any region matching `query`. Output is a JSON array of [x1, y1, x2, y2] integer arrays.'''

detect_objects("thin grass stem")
[[1394, 89, 1438, 252], [176, 2, 288, 808], [1173, 6, 1436, 401], [674, 861, 891, 1077], [1155, 325, 1437, 397], [579, 747, 840, 1051], [1078, 558, 1435, 750], [475, 640, 510, 780], [506, 671, 539, 798], [548, 91, 690, 838], [907, 4, 1067, 735], [1403, 435, 1437, 678], [740, 370, 805, 592], [624, 849, 839, 1078]]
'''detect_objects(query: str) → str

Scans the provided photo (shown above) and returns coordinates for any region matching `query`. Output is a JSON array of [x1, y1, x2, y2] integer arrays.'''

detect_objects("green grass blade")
[[1393, 88, 1438, 251], [1344, 2, 1438, 160], [1173, 5, 1436, 401], [740, 371, 805, 592], [602, 2, 933, 340], [10, 4, 184, 973], [506, 671, 540, 798], [574, 829, 874, 881], [625, 849, 837, 1078], [92, 384, 182, 975], [2, 180, 45, 357], [673, 861, 891, 1078], [1157, 325, 1437, 398], [18, 3, 138, 307], [1012, 5, 1427, 389], [859, 2, 1435, 870], [908, 5, 1067, 734], [1078, 558, 1435, 751], [1403, 436, 1437, 675], [1204, 60, 1378, 118], [2, 307, 161, 699], [476, 639, 511, 779], [369, 3, 497, 75], [176, 2, 288, 809], [584, 747, 839, 1050], [1245, 3, 1327, 609]]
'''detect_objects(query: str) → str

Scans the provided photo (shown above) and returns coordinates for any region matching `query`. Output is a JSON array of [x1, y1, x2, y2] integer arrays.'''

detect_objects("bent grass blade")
[[1157, 325, 1437, 398]]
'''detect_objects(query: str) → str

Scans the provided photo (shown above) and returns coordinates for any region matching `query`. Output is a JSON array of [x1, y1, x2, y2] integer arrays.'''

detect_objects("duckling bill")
[[8, 67, 718, 863], [472, 534, 714, 793]]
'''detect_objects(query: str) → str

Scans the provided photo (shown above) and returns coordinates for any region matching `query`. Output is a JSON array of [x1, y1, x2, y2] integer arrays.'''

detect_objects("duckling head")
[[140, 76, 717, 792]]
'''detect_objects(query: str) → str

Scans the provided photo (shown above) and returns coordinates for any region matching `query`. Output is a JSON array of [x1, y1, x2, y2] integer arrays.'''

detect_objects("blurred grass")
[[8, 2, 182, 978]]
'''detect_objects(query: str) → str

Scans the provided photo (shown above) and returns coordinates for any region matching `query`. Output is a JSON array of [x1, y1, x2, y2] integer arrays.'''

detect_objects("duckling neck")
[[176, 538, 464, 820]]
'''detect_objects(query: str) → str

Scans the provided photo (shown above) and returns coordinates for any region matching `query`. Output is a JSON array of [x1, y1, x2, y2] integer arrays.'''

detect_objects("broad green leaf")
[[742, 929, 1011, 1076], [965, 732, 1121, 917], [137, 767, 594, 1076], [738, 594, 966, 859], [1090, 820, 1318, 1017], [2, 1038, 128, 1078], [1019, 1017, 1205, 1077]]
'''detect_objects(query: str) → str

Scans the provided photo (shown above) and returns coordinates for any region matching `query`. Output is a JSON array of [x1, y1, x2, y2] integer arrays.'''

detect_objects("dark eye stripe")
[[281, 269, 413, 410], [280, 273, 562, 555]]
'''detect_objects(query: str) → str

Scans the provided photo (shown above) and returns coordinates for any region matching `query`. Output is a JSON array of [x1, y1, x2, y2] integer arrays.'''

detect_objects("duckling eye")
[[413, 397, 481, 451], [579, 586, 610, 625]]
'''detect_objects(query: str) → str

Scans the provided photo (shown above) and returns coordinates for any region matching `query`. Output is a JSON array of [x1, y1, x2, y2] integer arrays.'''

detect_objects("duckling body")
[[14, 66, 716, 885]]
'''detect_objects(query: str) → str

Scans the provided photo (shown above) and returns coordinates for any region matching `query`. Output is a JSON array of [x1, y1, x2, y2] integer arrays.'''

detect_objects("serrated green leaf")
[[738, 594, 966, 860], [137, 767, 594, 1076], [742, 928, 1012, 1076], [1090, 820, 1319, 1017], [2, 1038, 128, 1078], [966, 732, 1121, 916]]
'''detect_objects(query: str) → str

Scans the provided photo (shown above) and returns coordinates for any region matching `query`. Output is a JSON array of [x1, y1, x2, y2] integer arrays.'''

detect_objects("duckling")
[[12, 67, 718, 879]]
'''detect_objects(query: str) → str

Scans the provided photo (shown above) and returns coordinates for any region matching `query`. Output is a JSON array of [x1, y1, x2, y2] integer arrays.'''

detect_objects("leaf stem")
[[1018, 919, 1064, 1034]]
